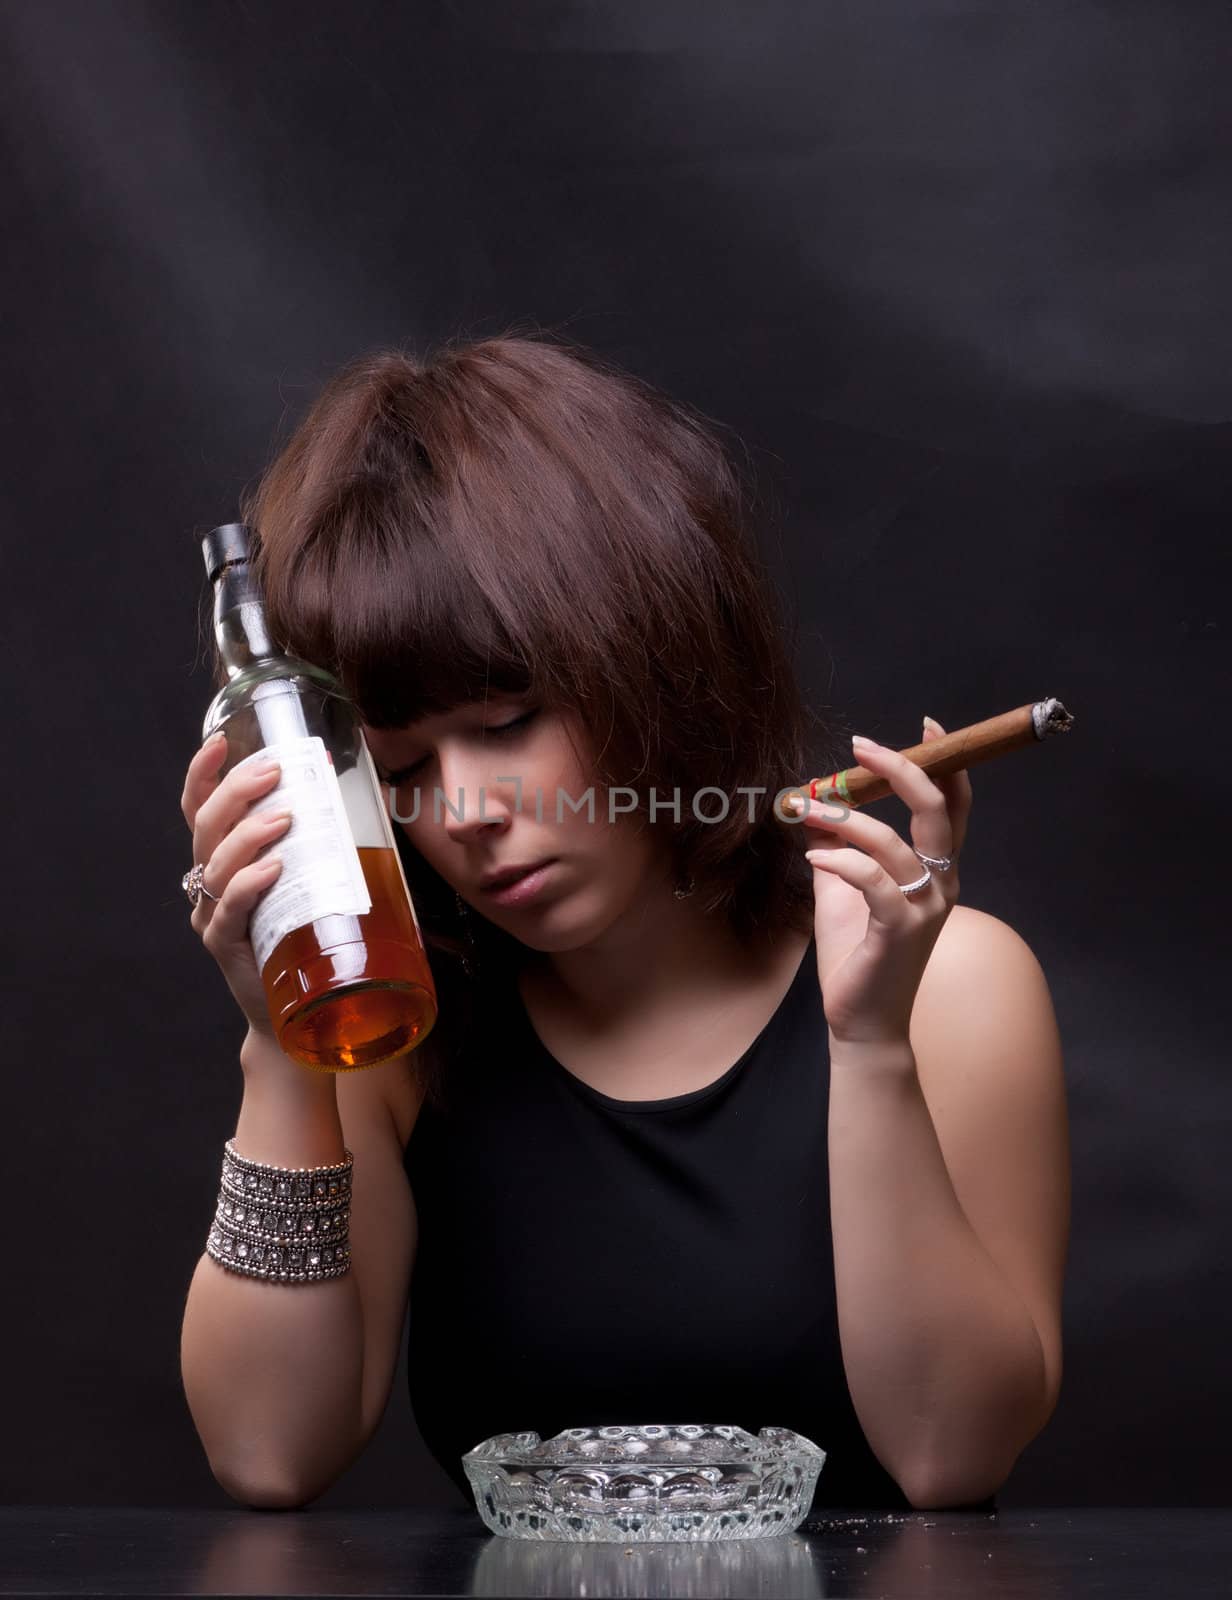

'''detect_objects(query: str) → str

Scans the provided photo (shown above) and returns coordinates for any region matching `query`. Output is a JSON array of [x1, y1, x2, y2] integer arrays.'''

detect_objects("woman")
[[179, 330, 1069, 1514]]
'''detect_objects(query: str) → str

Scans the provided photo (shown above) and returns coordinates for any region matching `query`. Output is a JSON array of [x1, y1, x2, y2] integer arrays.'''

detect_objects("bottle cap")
[[202, 522, 252, 582]]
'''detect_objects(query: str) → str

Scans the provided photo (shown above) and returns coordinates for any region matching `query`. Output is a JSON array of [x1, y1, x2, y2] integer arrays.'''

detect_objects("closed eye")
[[377, 709, 539, 786]]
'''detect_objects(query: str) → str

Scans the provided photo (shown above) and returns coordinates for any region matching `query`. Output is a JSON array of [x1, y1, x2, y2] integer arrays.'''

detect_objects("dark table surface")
[[2, 1506, 1229, 1598]]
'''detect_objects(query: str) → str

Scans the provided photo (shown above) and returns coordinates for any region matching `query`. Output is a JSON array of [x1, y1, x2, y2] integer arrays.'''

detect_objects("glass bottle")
[[198, 522, 438, 1071]]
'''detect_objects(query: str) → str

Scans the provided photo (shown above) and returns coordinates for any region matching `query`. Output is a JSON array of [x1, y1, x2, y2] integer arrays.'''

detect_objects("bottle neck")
[[213, 561, 279, 678]]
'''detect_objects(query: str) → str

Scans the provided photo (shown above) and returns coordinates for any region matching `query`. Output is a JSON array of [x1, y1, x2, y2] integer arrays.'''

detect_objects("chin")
[[490, 890, 613, 954]]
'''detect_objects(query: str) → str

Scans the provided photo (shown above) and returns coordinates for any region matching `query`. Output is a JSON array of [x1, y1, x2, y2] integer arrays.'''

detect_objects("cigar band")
[[812, 771, 852, 805]]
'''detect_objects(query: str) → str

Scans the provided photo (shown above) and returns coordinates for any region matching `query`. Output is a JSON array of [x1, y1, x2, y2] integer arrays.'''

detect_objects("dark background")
[[4, 0, 1227, 1508]]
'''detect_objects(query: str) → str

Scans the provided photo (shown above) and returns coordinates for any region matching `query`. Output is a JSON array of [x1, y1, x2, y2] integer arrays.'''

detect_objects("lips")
[[478, 858, 554, 893]]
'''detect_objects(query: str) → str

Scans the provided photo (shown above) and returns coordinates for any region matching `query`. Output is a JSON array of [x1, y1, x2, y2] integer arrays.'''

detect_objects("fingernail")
[[851, 734, 875, 749], [923, 715, 943, 735], [786, 795, 807, 814]]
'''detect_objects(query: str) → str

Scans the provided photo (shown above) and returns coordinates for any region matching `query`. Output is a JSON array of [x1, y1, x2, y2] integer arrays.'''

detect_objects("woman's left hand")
[[791, 716, 972, 1046]]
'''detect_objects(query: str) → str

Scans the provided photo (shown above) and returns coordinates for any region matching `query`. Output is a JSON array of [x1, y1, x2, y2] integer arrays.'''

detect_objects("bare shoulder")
[[911, 903, 1059, 1060], [919, 903, 1047, 988], [928, 903, 1009, 957]]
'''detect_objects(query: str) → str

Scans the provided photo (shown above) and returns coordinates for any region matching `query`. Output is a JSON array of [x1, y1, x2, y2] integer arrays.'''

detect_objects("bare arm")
[[179, 1032, 419, 1508], [828, 910, 1069, 1509]]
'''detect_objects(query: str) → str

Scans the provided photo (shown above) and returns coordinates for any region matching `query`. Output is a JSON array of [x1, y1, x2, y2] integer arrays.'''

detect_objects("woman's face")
[[361, 694, 668, 951]]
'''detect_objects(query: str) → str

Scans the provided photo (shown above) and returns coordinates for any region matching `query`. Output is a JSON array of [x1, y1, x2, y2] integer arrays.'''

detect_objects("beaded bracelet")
[[206, 1138, 354, 1284]]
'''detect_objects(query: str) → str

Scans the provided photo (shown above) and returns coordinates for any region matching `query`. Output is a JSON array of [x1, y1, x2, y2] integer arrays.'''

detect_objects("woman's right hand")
[[180, 734, 294, 1040]]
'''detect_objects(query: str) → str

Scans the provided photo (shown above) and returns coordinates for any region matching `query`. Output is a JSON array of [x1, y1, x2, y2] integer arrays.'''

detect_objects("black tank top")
[[404, 935, 995, 1513]]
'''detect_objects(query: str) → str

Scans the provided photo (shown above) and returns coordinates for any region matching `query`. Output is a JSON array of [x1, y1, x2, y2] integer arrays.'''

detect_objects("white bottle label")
[[236, 736, 373, 971]]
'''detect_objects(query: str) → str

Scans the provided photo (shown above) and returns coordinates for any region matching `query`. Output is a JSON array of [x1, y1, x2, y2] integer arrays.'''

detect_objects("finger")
[[850, 733, 954, 860], [199, 854, 284, 956], [788, 794, 922, 881], [189, 869, 224, 938], [218, 806, 295, 890], [805, 844, 933, 924], [181, 731, 228, 827], [189, 807, 293, 936], [921, 715, 973, 857], [191, 756, 284, 877]]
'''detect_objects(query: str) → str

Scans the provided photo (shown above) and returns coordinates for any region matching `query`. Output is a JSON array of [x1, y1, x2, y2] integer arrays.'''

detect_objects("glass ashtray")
[[462, 1423, 826, 1542]]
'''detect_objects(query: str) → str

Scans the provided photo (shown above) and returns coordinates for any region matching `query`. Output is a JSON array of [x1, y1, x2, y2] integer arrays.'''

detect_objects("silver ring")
[[913, 846, 955, 872], [182, 863, 220, 908], [897, 844, 957, 896]]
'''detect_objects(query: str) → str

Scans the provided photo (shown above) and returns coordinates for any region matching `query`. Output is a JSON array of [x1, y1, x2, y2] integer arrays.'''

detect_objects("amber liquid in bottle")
[[261, 846, 438, 1071]]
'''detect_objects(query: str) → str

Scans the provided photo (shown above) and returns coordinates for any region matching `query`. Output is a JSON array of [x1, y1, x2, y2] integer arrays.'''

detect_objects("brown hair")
[[236, 327, 836, 1106]]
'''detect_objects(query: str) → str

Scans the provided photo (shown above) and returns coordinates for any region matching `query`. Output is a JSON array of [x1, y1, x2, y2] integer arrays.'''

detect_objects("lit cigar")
[[776, 696, 1075, 819]]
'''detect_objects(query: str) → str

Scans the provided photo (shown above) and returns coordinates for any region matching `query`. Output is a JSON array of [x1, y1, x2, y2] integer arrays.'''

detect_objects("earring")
[[673, 875, 696, 900], [454, 890, 478, 977]]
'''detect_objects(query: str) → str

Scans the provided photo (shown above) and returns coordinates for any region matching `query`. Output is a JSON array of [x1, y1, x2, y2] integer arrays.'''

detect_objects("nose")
[[437, 753, 517, 844]]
